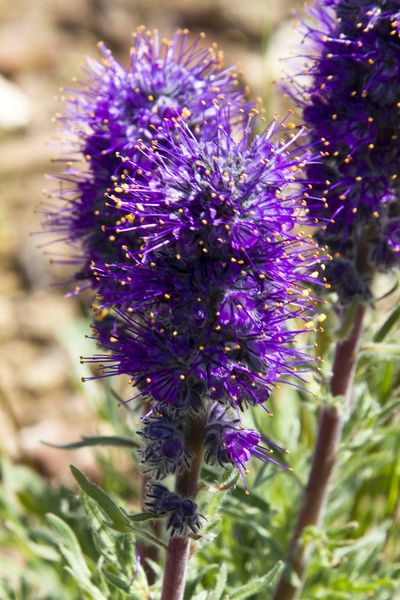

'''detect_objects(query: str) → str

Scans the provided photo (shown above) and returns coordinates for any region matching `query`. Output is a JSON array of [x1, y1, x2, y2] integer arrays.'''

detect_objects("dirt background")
[[0, 0, 300, 481]]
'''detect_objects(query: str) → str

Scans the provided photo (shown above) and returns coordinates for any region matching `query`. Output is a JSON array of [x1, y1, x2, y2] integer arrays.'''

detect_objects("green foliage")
[[43, 436, 140, 451], [1, 294, 400, 598]]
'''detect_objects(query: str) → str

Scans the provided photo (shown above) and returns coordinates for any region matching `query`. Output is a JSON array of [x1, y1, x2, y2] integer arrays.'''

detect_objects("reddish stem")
[[273, 304, 366, 600], [160, 414, 205, 600]]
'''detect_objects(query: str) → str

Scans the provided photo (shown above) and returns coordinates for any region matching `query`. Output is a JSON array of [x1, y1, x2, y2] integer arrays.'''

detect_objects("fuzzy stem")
[[330, 304, 366, 400], [273, 303, 366, 600], [160, 413, 206, 600]]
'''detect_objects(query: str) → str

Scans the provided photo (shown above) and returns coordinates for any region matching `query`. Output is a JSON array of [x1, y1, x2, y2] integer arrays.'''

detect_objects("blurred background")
[[0, 0, 300, 482], [2, 3, 400, 598]]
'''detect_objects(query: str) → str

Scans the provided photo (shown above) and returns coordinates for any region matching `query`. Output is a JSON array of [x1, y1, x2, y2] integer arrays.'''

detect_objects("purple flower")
[[48, 30, 324, 523], [85, 311, 207, 410], [204, 403, 290, 491], [84, 114, 323, 419], [78, 112, 324, 500], [386, 220, 400, 255], [44, 28, 244, 292], [291, 0, 400, 300]]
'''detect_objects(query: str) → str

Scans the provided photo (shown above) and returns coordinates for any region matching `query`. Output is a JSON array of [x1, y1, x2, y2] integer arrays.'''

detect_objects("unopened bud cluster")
[[292, 0, 400, 301]]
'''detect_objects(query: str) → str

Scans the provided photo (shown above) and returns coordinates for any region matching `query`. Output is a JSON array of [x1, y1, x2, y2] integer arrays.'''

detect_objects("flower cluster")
[[87, 114, 322, 417], [83, 111, 323, 533], [204, 404, 291, 492], [49, 29, 323, 538], [291, 0, 400, 301], [44, 28, 243, 292]]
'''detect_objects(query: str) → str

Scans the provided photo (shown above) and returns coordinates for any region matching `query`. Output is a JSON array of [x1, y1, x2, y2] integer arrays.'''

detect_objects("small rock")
[[0, 75, 32, 131]]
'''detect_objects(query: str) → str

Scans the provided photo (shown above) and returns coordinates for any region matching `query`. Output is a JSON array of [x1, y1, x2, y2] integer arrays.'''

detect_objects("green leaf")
[[46, 513, 90, 580], [47, 513, 107, 600], [4, 521, 59, 562], [332, 527, 388, 563], [102, 569, 130, 592], [81, 495, 117, 561], [70, 465, 131, 533], [144, 558, 163, 580], [184, 565, 219, 600], [360, 343, 400, 358], [192, 593, 208, 600], [228, 562, 284, 599], [387, 438, 400, 515], [373, 304, 400, 342], [211, 469, 239, 492], [207, 563, 228, 600], [128, 511, 159, 522], [376, 279, 399, 301], [71, 465, 167, 550], [42, 436, 139, 450]]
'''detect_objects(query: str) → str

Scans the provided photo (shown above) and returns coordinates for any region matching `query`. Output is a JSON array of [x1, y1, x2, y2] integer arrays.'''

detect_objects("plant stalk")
[[160, 414, 206, 600], [273, 303, 366, 600]]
